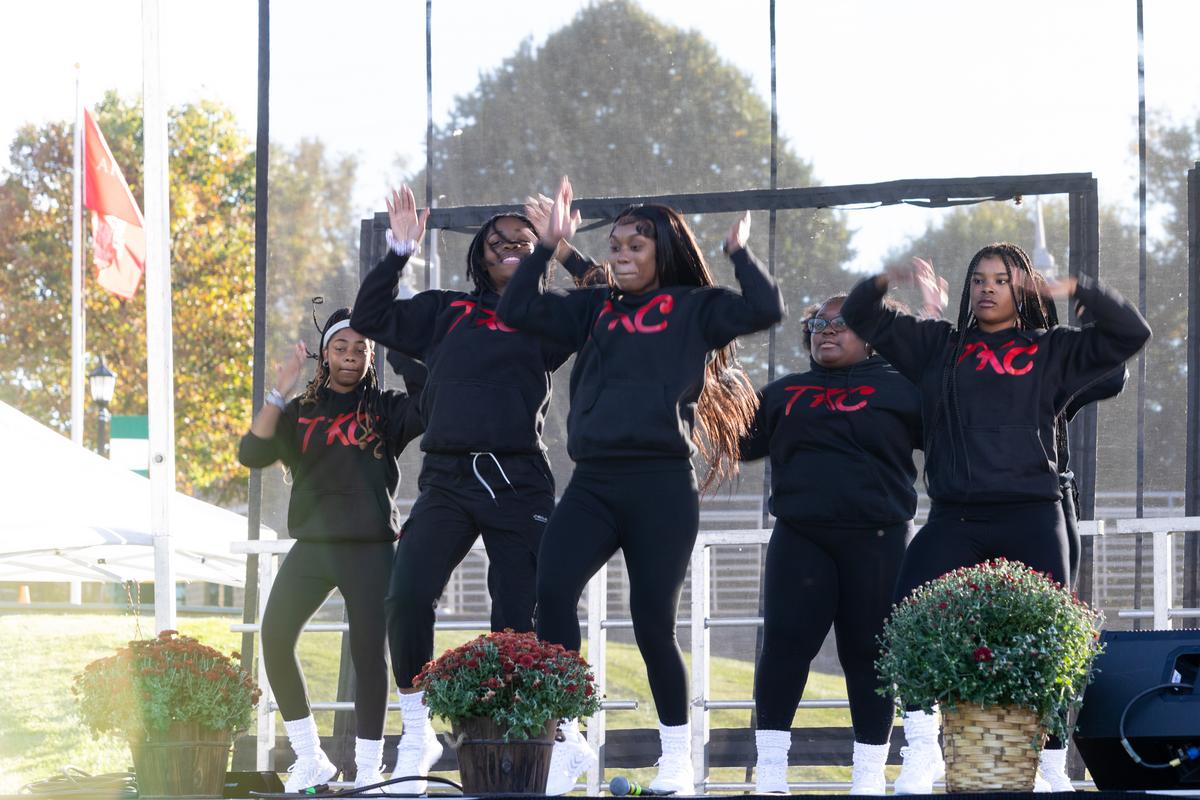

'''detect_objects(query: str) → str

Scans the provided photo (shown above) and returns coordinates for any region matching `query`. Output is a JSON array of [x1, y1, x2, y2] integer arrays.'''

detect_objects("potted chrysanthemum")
[[413, 630, 601, 793], [876, 558, 1104, 792], [73, 630, 261, 798]]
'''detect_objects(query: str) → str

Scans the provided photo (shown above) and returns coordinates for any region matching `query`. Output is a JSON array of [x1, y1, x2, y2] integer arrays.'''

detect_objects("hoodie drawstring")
[[470, 452, 514, 502]]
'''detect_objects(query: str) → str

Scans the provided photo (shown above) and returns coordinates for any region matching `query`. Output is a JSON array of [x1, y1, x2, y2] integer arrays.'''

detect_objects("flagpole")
[[71, 64, 84, 448], [142, 0, 177, 633]]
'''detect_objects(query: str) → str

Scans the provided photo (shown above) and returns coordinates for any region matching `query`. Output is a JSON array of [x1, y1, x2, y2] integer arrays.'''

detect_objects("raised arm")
[[497, 177, 600, 349], [350, 186, 445, 357], [699, 213, 785, 348], [842, 270, 952, 384], [238, 342, 307, 468], [1045, 276, 1151, 408]]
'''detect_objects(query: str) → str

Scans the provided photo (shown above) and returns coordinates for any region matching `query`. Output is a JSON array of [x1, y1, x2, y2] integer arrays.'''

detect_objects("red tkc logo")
[[297, 412, 378, 453], [784, 385, 876, 414], [595, 294, 674, 334], [957, 340, 1038, 375], [448, 299, 517, 333]]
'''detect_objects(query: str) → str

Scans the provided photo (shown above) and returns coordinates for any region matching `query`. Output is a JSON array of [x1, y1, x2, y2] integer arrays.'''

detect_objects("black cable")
[[1118, 681, 1197, 768], [250, 774, 463, 798], [19, 766, 137, 797]]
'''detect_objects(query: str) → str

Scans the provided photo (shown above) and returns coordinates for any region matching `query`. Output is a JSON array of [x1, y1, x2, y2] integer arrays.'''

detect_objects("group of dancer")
[[239, 177, 1150, 796]]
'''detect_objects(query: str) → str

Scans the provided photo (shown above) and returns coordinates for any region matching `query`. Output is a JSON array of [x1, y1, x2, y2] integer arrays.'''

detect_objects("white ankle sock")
[[356, 737, 384, 775], [398, 690, 429, 733], [283, 715, 322, 760]]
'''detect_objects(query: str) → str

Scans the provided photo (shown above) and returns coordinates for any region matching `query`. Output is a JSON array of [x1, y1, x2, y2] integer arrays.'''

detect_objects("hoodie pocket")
[[573, 380, 684, 454], [423, 379, 532, 450], [960, 425, 1053, 492]]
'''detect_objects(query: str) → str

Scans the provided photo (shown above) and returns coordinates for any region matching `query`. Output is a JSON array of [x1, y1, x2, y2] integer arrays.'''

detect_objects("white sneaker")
[[849, 742, 888, 795], [353, 768, 386, 794], [648, 752, 694, 795], [283, 752, 337, 793], [755, 761, 789, 794], [894, 745, 945, 794], [545, 723, 598, 795], [1035, 749, 1075, 792], [392, 725, 443, 795]]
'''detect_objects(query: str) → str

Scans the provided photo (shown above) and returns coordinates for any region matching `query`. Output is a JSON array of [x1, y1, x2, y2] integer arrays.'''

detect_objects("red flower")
[[518, 654, 535, 668], [938, 602, 948, 609], [973, 646, 993, 663]]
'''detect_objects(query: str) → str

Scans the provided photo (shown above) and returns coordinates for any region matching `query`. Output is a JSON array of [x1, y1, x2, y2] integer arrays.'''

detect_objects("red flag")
[[83, 109, 145, 299]]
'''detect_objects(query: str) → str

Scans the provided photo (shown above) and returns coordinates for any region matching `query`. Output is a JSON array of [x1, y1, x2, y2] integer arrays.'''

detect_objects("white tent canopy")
[[0, 401, 272, 586]]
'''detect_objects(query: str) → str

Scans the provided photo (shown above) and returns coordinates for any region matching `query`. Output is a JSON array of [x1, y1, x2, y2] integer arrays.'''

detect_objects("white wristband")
[[266, 389, 287, 411], [386, 229, 419, 257]]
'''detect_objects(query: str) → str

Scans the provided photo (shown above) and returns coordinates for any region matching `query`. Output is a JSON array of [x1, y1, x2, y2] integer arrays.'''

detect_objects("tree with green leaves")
[[410, 0, 855, 379], [0, 92, 358, 504]]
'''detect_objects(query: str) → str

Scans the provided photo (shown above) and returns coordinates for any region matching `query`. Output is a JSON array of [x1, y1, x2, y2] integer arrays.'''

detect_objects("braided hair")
[[465, 213, 539, 294], [929, 242, 1059, 483], [610, 204, 759, 492], [297, 307, 387, 459]]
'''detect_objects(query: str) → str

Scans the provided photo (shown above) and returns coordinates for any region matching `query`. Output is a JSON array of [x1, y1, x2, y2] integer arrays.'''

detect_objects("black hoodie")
[[350, 248, 594, 456], [497, 243, 784, 462], [238, 387, 422, 542], [741, 356, 922, 526], [842, 275, 1150, 503]]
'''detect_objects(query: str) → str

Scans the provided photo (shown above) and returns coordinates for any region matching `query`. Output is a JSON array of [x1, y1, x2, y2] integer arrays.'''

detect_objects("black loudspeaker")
[[223, 770, 285, 797], [1074, 629, 1200, 789]]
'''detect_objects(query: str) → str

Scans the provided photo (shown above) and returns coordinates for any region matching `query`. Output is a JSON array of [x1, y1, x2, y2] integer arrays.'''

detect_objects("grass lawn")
[[0, 612, 869, 794]]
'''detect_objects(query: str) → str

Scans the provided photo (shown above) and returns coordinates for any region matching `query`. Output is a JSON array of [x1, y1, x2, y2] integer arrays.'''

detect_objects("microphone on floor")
[[609, 775, 675, 796]]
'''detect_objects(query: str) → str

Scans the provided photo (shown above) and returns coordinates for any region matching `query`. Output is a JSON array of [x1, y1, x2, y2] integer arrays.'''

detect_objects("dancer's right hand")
[[275, 342, 309, 397], [540, 176, 580, 249], [387, 185, 429, 245]]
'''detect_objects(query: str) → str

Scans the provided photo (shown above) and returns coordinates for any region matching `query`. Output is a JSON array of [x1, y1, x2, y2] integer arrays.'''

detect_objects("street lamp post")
[[88, 356, 116, 459]]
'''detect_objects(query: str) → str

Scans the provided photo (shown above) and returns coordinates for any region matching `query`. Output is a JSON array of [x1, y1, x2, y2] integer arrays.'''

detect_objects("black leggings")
[[387, 453, 553, 688], [755, 520, 910, 744], [536, 461, 698, 726], [892, 499, 1068, 605], [261, 540, 394, 738]]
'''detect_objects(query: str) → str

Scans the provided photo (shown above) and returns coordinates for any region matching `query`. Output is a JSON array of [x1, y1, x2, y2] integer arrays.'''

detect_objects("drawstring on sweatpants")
[[470, 452, 514, 502]]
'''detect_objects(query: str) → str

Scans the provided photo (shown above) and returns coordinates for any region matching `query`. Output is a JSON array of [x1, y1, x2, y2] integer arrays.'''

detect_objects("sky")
[[2, 0, 1199, 270]]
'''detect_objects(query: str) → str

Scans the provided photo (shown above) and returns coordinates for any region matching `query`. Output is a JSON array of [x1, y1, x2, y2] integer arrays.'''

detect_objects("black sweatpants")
[[261, 540, 394, 738], [892, 499, 1069, 605], [536, 460, 698, 726], [755, 520, 910, 744], [387, 452, 554, 688]]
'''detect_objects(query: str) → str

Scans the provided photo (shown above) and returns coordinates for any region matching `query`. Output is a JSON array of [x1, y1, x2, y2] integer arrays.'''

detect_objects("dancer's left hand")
[[724, 211, 751, 255]]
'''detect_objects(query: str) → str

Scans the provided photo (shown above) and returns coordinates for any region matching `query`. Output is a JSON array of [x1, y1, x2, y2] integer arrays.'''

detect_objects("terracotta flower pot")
[[450, 717, 557, 794]]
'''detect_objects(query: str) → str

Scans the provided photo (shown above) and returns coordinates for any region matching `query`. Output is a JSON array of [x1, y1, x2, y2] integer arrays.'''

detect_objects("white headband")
[[321, 319, 353, 350]]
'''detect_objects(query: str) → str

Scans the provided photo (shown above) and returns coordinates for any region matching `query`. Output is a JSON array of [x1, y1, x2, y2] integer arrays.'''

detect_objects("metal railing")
[[232, 515, 1200, 793]]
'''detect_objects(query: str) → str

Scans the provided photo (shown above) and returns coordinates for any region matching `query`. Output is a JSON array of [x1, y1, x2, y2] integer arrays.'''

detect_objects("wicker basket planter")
[[942, 704, 1045, 792]]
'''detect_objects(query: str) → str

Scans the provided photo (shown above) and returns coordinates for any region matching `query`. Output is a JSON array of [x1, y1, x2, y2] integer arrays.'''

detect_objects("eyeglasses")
[[804, 316, 849, 334]]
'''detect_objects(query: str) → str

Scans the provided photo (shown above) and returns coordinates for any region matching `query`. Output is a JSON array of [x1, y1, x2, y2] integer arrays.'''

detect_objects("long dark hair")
[[930, 242, 1059, 481], [465, 213, 537, 294], [611, 204, 758, 491], [297, 307, 386, 458]]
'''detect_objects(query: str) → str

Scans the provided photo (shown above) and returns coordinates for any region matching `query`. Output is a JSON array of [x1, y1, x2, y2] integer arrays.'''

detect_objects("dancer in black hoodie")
[[497, 177, 784, 794], [741, 293, 923, 795], [843, 242, 1151, 793], [349, 185, 598, 793], [237, 308, 423, 793]]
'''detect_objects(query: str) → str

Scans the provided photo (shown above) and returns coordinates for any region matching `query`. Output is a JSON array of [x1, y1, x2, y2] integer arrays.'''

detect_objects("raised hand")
[[724, 211, 751, 255], [540, 176, 580, 249], [524, 193, 554, 241], [386, 185, 429, 244], [1039, 276, 1078, 301], [275, 342, 309, 396], [912, 256, 950, 318]]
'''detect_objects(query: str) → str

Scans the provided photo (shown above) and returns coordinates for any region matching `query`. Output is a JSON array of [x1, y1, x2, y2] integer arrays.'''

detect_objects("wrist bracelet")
[[385, 229, 419, 257], [266, 389, 287, 411]]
